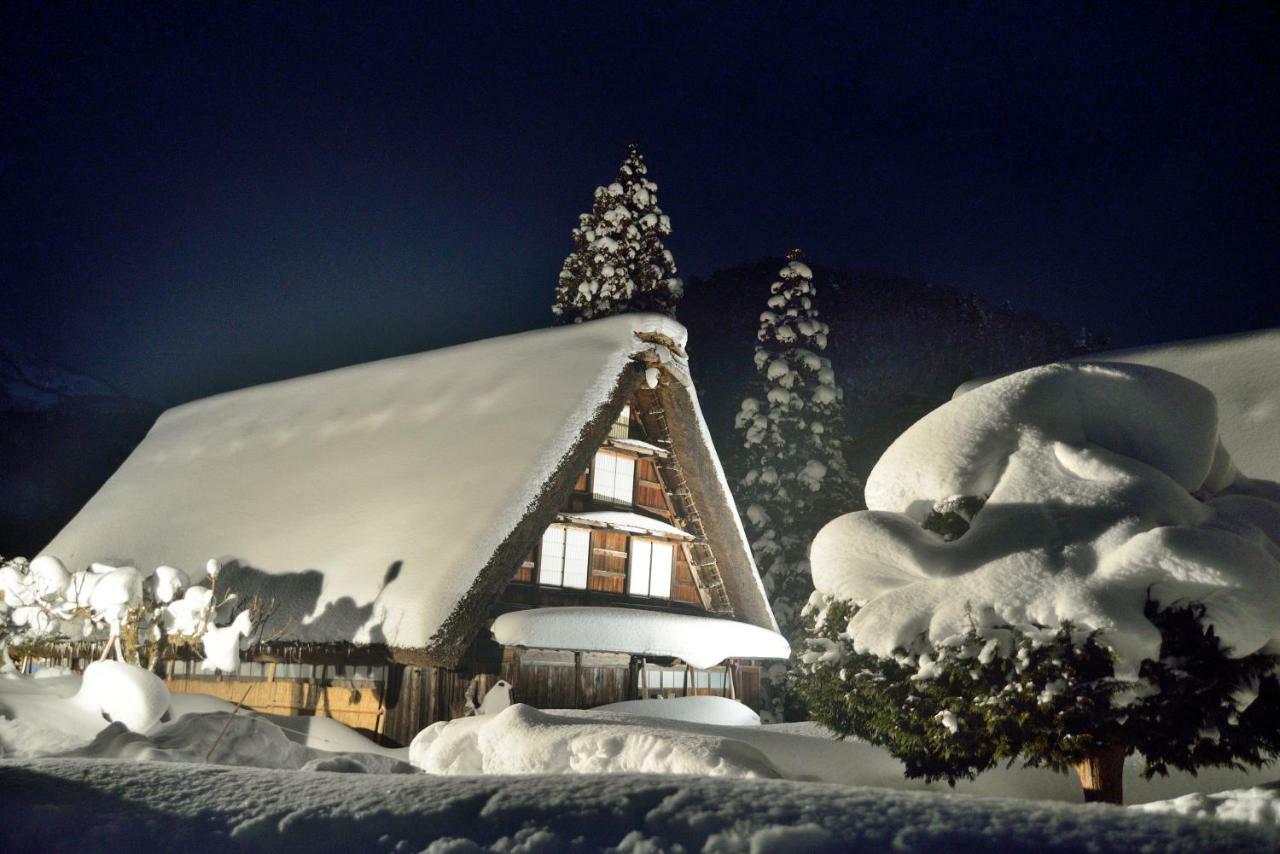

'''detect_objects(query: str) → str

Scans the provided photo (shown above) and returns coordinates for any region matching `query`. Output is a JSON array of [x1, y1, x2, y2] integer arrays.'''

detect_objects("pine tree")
[[551, 144, 683, 323], [795, 594, 1280, 805], [732, 251, 861, 718]]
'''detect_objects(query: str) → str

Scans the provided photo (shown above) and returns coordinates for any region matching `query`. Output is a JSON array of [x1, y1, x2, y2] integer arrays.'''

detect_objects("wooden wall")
[[163, 652, 763, 747]]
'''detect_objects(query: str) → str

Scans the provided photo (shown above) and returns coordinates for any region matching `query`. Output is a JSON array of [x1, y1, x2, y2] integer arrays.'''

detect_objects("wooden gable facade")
[[156, 388, 768, 746], [506, 400, 707, 610]]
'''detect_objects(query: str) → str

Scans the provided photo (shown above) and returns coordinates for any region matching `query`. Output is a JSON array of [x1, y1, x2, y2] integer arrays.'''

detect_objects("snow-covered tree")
[[551, 144, 683, 323], [0, 554, 259, 674], [732, 252, 860, 718], [794, 361, 1280, 804]]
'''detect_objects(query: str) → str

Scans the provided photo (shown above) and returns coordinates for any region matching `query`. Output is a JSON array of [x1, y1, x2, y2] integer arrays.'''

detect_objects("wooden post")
[[683, 665, 691, 697], [727, 662, 738, 700], [1074, 746, 1126, 805], [640, 657, 649, 700], [723, 663, 734, 698], [572, 651, 583, 708]]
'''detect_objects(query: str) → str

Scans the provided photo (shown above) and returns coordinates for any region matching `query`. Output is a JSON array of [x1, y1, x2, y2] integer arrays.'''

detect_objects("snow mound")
[[1135, 781, 1280, 830], [491, 607, 789, 669], [811, 361, 1280, 675], [591, 696, 761, 727], [73, 661, 171, 732], [1076, 328, 1280, 482], [65, 713, 414, 774], [409, 703, 779, 778]]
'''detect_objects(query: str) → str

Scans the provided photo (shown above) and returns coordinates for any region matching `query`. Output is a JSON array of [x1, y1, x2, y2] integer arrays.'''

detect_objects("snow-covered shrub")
[[731, 251, 861, 720], [795, 361, 1280, 803], [795, 594, 1280, 803], [551, 144, 683, 322], [0, 554, 257, 674]]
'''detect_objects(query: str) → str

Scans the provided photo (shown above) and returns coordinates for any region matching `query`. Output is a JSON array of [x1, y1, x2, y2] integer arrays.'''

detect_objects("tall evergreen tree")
[[733, 251, 861, 717], [551, 144, 682, 323]]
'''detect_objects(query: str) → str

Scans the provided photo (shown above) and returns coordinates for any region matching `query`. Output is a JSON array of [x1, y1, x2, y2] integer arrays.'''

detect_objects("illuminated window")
[[609, 405, 632, 439], [592, 451, 635, 504], [628, 538, 673, 598], [538, 525, 590, 589]]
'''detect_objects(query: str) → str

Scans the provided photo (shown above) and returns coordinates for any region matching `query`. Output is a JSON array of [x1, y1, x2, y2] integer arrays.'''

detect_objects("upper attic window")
[[609, 405, 632, 439], [592, 450, 634, 505]]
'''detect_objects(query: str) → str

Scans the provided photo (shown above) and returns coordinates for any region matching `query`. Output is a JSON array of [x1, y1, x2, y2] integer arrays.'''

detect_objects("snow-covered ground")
[[2, 667, 1278, 851], [4, 758, 1276, 853]]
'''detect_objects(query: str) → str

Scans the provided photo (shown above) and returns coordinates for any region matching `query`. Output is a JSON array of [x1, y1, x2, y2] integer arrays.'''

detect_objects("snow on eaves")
[[559, 510, 694, 540], [491, 606, 790, 668], [41, 315, 693, 650]]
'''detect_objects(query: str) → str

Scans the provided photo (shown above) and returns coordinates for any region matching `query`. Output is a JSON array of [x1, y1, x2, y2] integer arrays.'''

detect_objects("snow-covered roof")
[[42, 314, 776, 665], [558, 511, 694, 541], [491, 607, 790, 669]]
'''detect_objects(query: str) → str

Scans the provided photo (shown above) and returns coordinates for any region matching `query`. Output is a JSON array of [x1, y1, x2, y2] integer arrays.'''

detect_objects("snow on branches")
[[552, 144, 683, 323], [732, 252, 860, 682], [797, 361, 1280, 802], [0, 554, 260, 674]]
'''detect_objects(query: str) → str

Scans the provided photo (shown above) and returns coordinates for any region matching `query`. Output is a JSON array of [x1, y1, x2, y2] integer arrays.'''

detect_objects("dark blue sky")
[[4, 2, 1277, 406]]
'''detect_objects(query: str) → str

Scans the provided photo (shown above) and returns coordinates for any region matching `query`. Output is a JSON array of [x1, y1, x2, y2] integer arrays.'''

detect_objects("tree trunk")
[[1074, 746, 1126, 805]]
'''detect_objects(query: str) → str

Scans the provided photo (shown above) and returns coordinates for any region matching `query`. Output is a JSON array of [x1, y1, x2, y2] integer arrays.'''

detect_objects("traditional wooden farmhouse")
[[43, 314, 788, 745]]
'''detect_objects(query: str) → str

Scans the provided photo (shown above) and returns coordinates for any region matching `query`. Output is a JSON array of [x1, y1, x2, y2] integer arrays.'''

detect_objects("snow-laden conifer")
[[732, 251, 860, 717], [551, 145, 682, 323], [794, 360, 1280, 804]]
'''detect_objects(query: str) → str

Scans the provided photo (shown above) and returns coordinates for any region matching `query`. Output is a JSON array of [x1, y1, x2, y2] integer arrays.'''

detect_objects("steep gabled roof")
[[43, 314, 777, 667]]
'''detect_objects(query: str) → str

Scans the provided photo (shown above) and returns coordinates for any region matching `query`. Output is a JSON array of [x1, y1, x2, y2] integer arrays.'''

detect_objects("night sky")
[[4, 2, 1278, 408]]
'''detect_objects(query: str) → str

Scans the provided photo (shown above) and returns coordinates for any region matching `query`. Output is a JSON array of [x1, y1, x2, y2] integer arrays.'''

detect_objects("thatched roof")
[[43, 314, 776, 667]]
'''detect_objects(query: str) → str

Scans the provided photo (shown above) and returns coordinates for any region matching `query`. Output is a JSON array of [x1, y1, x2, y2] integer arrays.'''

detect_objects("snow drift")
[[4, 757, 1273, 852], [409, 703, 779, 778], [811, 361, 1280, 676]]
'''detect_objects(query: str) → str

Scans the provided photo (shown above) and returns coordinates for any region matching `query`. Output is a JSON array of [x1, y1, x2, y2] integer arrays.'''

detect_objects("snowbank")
[[409, 703, 779, 778], [0, 668, 409, 772], [3, 757, 1272, 852], [592, 695, 761, 727], [74, 660, 171, 733], [1136, 782, 1280, 830], [812, 361, 1280, 675], [491, 606, 790, 668], [67, 714, 413, 774]]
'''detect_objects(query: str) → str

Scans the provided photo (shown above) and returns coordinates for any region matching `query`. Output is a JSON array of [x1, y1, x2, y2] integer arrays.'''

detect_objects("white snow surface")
[[812, 361, 1280, 675], [560, 510, 694, 540], [74, 661, 171, 733], [592, 696, 762, 727], [491, 606, 790, 668], [3, 759, 1275, 853], [41, 315, 709, 650], [3, 670, 1280, 850], [1076, 328, 1280, 482], [409, 703, 779, 777], [1135, 781, 1280, 830]]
